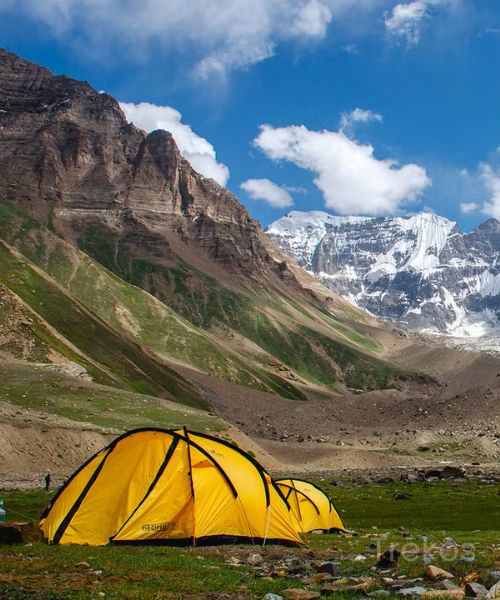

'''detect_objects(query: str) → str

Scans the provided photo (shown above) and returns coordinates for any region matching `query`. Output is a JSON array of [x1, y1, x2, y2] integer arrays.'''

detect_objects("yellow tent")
[[276, 479, 346, 534], [40, 428, 302, 546]]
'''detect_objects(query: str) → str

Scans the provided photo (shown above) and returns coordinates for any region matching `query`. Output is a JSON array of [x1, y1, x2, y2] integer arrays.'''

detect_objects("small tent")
[[40, 428, 302, 546], [276, 479, 346, 534]]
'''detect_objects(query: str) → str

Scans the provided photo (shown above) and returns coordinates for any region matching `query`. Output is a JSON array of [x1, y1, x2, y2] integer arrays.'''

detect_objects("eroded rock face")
[[0, 47, 281, 278]]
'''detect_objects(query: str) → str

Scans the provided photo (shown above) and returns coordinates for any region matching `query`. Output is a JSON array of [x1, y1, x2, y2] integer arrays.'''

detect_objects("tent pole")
[[183, 427, 197, 547]]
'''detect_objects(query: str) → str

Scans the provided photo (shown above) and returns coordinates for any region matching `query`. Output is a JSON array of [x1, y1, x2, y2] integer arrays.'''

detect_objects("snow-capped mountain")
[[267, 211, 500, 337]]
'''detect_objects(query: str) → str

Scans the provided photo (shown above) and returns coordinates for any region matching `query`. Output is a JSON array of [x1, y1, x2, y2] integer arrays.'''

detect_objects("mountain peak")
[[475, 217, 500, 233]]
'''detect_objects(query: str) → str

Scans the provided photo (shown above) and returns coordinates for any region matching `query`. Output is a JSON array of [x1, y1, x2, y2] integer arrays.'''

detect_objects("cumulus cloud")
[[460, 201, 479, 214], [339, 107, 383, 133], [3, 0, 376, 79], [240, 178, 294, 208], [385, 0, 446, 45], [120, 101, 229, 186], [253, 124, 431, 215], [480, 164, 500, 220]]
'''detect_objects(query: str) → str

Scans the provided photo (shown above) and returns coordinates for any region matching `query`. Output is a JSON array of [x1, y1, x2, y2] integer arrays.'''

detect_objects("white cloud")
[[240, 178, 294, 208], [2, 0, 390, 79], [340, 107, 383, 133], [253, 123, 431, 215], [119, 101, 229, 186], [480, 164, 500, 220], [460, 201, 479, 214], [385, 0, 446, 45]]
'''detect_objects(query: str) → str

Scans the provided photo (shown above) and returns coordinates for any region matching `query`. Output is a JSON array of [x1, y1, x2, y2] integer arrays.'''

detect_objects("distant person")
[[44, 472, 51, 491]]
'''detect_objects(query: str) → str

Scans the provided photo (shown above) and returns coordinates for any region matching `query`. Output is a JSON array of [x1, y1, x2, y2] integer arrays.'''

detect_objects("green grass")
[[0, 362, 224, 432], [0, 243, 207, 409], [0, 481, 498, 599]]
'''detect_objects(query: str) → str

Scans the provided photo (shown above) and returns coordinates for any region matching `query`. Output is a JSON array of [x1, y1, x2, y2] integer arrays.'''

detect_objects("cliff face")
[[0, 48, 275, 277]]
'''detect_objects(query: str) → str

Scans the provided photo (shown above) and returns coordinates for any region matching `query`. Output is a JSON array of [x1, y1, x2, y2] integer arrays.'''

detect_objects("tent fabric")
[[40, 428, 302, 546], [276, 479, 346, 533]]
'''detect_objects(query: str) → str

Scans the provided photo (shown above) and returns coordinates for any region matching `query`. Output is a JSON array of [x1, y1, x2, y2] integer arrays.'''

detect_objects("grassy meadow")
[[0, 480, 498, 599]]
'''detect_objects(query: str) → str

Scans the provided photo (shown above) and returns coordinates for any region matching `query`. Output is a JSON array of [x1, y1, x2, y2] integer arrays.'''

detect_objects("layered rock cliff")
[[0, 47, 284, 278]]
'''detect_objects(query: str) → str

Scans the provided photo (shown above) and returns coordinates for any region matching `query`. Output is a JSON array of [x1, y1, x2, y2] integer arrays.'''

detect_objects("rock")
[[316, 561, 339, 577], [486, 582, 500, 599], [321, 581, 372, 595], [433, 581, 462, 592], [465, 583, 489, 599], [397, 587, 427, 596], [369, 591, 391, 597], [490, 574, 500, 582], [387, 580, 423, 591], [425, 565, 454, 580], [75, 561, 91, 568], [247, 553, 264, 566], [262, 595, 284, 600], [421, 590, 464, 598], [282, 590, 320, 600], [461, 573, 481, 586], [0, 522, 44, 545], [354, 554, 368, 562], [441, 466, 466, 479], [377, 548, 401, 569]]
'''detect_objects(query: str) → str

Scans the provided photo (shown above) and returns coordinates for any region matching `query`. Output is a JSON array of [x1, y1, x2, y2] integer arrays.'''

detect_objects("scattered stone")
[[421, 590, 464, 598], [397, 587, 427, 596], [486, 582, 500, 599], [247, 553, 263, 566], [316, 561, 339, 577], [377, 548, 401, 569], [433, 581, 462, 592], [354, 554, 368, 562], [282, 589, 320, 600], [262, 595, 284, 600], [465, 583, 489, 599], [75, 561, 91, 568], [425, 565, 454, 580], [461, 573, 481, 586], [387, 580, 423, 591], [321, 581, 372, 595]]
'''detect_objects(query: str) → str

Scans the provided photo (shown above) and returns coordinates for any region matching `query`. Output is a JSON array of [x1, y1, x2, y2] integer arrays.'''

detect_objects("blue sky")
[[2, 1, 500, 230]]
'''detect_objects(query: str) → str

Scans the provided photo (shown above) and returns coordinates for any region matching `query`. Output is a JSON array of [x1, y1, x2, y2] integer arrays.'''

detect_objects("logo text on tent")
[[141, 523, 172, 532]]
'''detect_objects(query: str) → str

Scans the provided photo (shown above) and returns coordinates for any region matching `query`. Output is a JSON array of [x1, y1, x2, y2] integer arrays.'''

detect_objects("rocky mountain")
[[0, 46, 419, 405], [267, 211, 500, 338], [0, 48, 499, 478]]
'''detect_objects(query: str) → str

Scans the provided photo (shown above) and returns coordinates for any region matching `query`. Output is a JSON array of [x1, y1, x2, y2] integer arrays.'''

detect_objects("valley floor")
[[0, 481, 499, 599]]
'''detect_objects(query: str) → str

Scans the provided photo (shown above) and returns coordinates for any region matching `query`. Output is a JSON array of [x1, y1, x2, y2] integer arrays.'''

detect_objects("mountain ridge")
[[267, 210, 500, 337]]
